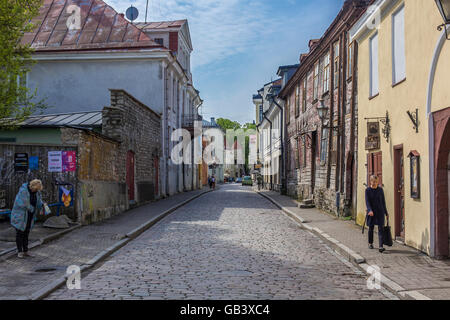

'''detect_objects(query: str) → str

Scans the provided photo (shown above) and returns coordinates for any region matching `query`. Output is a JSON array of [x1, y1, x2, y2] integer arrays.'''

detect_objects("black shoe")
[[379, 248, 386, 253], [369, 244, 374, 249]]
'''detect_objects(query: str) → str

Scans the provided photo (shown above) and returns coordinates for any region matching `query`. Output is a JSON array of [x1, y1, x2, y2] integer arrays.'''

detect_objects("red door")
[[126, 151, 135, 201]]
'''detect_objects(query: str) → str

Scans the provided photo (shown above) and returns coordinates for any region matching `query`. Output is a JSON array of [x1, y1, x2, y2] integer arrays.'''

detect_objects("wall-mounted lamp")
[[317, 99, 340, 133], [435, 0, 450, 39]]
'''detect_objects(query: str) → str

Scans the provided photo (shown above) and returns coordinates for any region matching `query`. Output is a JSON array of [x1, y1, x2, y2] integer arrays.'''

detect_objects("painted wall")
[[0, 128, 62, 145], [28, 59, 164, 114], [355, 0, 450, 254]]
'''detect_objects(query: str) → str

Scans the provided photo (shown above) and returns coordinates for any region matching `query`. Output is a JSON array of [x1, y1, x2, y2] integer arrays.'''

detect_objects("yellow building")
[[350, 0, 450, 258]]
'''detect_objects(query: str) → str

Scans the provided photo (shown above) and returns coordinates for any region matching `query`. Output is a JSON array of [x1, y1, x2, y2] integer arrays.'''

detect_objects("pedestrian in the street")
[[11, 179, 44, 258], [257, 174, 263, 191], [208, 176, 212, 189], [212, 175, 216, 190], [365, 175, 389, 253]]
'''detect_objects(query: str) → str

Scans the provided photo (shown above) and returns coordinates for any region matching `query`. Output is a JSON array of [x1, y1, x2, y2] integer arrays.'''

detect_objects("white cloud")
[[109, 0, 283, 69]]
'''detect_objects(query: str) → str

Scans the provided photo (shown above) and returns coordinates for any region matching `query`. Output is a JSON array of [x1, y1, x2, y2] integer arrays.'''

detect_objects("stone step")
[[299, 199, 315, 209]]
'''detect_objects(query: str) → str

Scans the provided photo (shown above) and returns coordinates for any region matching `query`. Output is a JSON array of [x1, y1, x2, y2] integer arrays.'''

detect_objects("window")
[[295, 84, 300, 117], [369, 32, 379, 97], [320, 128, 329, 163], [295, 139, 300, 169], [392, 5, 406, 84], [313, 63, 319, 100], [302, 78, 307, 112], [347, 41, 353, 80], [333, 42, 340, 89], [154, 38, 164, 46], [303, 139, 307, 167], [323, 54, 330, 94]]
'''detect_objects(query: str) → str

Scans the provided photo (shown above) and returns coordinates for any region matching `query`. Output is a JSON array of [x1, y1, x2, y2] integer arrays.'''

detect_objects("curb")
[[31, 189, 213, 300], [0, 224, 82, 259], [256, 190, 432, 301]]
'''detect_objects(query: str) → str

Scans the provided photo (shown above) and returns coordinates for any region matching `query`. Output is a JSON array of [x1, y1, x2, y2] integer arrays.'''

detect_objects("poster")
[[14, 153, 28, 172], [29, 156, 39, 171], [62, 151, 76, 172], [48, 151, 62, 172]]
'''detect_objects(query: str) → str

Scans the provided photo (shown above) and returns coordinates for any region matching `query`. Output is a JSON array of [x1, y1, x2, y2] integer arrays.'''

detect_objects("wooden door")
[[126, 151, 135, 201], [311, 131, 317, 195], [394, 146, 405, 239]]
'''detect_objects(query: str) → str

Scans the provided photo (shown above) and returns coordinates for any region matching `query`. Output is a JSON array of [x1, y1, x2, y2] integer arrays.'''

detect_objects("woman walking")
[[11, 179, 44, 258], [365, 175, 389, 253]]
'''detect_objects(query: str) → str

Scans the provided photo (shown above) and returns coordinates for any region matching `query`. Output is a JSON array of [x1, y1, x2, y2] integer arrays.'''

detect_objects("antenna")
[[145, 0, 149, 23], [126, 5, 139, 23]]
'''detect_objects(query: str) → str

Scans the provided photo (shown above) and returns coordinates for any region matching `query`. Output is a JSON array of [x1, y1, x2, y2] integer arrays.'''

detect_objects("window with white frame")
[[323, 53, 330, 94], [369, 32, 379, 97], [392, 5, 406, 84], [313, 63, 319, 100]]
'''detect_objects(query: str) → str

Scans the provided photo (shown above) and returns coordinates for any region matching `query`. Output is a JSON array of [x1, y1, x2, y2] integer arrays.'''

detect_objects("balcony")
[[182, 113, 202, 129]]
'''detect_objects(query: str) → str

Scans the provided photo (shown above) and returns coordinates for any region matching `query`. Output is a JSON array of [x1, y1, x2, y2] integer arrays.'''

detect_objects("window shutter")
[[367, 153, 373, 185]]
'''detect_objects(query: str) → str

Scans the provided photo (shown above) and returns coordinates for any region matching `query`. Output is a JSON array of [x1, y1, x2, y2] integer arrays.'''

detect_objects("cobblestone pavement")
[[49, 184, 395, 300], [0, 188, 208, 300], [258, 189, 450, 300]]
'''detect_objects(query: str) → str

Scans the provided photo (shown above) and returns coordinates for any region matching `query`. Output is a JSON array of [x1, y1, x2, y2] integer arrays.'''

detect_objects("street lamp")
[[435, 0, 450, 39], [317, 99, 328, 124]]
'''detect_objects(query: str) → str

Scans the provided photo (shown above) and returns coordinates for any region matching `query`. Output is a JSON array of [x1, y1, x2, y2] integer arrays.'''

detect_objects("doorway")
[[448, 152, 450, 256], [126, 151, 135, 202], [394, 145, 405, 240], [311, 131, 317, 196]]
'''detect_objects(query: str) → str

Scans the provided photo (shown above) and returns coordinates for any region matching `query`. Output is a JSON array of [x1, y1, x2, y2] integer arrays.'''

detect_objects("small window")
[[392, 5, 406, 85], [313, 63, 319, 100], [333, 42, 340, 89], [295, 84, 300, 117], [286, 98, 290, 124], [302, 78, 307, 112], [369, 32, 379, 97], [154, 38, 164, 46], [320, 128, 329, 163], [347, 41, 353, 80], [323, 54, 330, 94]]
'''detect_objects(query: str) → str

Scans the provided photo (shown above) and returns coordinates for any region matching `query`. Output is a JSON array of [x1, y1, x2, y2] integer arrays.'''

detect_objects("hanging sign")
[[62, 151, 76, 172], [48, 151, 62, 172], [14, 153, 29, 172]]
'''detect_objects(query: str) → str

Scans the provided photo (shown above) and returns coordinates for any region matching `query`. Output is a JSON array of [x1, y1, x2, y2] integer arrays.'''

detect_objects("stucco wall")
[[355, 1, 450, 254], [28, 59, 164, 114]]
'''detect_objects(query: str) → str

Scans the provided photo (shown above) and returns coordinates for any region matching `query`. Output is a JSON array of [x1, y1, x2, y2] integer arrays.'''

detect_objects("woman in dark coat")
[[365, 175, 389, 253]]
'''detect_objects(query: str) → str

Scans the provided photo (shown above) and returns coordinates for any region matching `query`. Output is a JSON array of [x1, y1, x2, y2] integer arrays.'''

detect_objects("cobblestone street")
[[48, 185, 395, 300]]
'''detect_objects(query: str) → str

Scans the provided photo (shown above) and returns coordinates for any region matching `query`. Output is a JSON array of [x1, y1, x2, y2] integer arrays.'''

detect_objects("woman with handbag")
[[365, 175, 389, 253], [10, 179, 44, 258]]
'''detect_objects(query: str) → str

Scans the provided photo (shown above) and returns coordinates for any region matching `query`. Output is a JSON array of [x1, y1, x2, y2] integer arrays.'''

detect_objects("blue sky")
[[110, 0, 344, 124]]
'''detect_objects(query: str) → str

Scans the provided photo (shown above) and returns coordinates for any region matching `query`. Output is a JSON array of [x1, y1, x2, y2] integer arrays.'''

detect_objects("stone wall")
[[103, 89, 162, 203]]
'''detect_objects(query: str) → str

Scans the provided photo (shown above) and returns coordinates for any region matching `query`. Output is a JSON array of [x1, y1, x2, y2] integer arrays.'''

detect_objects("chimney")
[[119, 13, 125, 18]]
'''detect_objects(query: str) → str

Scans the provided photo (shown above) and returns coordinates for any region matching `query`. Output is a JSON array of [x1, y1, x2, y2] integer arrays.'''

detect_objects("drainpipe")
[[269, 96, 286, 195], [263, 112, 273, 190]]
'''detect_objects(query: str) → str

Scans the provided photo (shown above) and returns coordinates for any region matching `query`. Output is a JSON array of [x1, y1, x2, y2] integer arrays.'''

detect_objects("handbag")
[[44, 203, 51, 215], [382, 218, 393, 247]]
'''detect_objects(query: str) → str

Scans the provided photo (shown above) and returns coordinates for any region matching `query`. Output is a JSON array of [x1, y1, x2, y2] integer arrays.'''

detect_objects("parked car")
[[235, 177, 243, 183], [242, 176, 253, 186]]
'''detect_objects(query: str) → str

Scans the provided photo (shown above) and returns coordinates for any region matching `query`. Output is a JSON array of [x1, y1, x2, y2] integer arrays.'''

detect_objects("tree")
[[0, 0, 46, 127], [216, 118, 241, 131]]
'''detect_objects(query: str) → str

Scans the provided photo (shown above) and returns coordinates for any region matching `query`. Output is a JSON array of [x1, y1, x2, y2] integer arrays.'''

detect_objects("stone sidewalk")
[[0, 187, 211, 300], [257, 189, 450, 300]]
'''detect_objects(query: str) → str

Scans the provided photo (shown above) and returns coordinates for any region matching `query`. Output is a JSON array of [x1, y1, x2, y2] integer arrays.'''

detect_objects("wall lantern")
[[317, 99, 340, 133], [435, 0, 450, 39]]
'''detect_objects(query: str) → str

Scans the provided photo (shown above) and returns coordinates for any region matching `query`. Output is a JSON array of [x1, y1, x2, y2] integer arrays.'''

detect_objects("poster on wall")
[[408, 150, 420, 199], [48, 151, 62, 172], [14, 153, 29, 172], [62, 151, 76, 172], [29, 156, 39, 171]]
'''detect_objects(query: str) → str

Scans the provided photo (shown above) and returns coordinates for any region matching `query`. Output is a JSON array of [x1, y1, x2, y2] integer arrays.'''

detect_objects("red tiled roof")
[[135, 20, 187, 31], [22, 0, 163, 52]]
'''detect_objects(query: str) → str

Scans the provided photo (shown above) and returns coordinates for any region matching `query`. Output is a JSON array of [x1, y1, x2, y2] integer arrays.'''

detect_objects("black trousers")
[[368, 225, 384, 248], [16, 211, 34, 253]]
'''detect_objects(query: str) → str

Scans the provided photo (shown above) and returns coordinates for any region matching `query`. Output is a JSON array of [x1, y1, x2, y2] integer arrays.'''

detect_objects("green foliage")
[[216, 118, 241, 131], [0, 0, 46, 128]]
